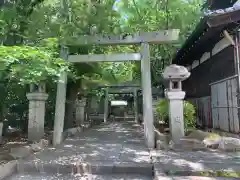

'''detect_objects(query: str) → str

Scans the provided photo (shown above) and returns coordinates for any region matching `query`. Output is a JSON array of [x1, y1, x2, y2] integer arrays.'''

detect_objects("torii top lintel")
[[62, 29, 180, 46]]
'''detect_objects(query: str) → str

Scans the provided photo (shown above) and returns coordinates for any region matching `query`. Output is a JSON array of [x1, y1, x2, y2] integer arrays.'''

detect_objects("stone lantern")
[[26, 83, 48, 142], [163, 64, 190, 144], [75, 98, 86, 126]]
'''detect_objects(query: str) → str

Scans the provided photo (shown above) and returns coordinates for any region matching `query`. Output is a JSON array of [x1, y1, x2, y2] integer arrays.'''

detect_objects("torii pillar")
[[53, 47, 68, 146], [141, 42, 155, 149], [104, 88, 109, 123], [133, 88, 139, 123]]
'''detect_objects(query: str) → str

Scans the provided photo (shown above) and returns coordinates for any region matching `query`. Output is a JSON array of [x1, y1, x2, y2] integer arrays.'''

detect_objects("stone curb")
[[62, 126, 83, 140], [9, 139, 48, 159], [61, 122, 103, 141], [16, 160, 153, 176], [0, 160, 17, 180]]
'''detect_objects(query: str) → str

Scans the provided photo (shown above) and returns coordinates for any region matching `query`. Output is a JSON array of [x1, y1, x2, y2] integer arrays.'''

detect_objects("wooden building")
[[173, 0, 240, 133]]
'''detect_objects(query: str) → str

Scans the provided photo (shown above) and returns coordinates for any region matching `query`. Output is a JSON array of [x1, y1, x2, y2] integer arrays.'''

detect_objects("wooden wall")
[[183, 46, 235, 98]]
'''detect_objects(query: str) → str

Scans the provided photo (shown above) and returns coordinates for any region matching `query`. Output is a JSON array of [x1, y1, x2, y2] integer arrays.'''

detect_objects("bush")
[[156, 99, 196, 131]]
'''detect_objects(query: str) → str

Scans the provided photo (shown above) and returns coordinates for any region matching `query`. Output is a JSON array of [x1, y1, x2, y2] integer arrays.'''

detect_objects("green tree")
[[114, 0, 202, 84]]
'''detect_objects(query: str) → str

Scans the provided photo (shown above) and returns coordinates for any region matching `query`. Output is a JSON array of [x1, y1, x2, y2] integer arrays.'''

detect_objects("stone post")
[[53, 47, 68, 146], [26, 84, 48, 142], [104, 89, 109, 123], [75, 98, 86, 126], [0, 122, 3, 143], [141, 42, 155, 148], [163, 64, 190, 144], [133, 88, 139, 123]]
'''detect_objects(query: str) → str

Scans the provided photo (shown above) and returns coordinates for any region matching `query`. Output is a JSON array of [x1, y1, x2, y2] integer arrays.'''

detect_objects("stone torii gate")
[[53, 29, 180, 148], [100, 83, 141, 123]]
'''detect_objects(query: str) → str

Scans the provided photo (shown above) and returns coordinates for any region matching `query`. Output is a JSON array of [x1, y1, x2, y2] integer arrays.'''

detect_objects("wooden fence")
[[188, 75, 240, 133]]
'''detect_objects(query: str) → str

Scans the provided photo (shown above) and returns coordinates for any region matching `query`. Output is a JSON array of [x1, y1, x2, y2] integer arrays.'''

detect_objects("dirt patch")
[[0, 134, 28, 165], [0, 131, 51, 165]]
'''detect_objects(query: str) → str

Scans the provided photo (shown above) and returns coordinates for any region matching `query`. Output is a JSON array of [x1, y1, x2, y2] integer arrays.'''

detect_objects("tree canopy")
[[0, 0, 203, 126], [0, 0, 203, 86]]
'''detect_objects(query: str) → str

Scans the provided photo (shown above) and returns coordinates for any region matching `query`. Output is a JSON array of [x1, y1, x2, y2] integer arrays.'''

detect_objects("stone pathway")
[[9, 122, 152, 179], [5, 122, 240, 179]]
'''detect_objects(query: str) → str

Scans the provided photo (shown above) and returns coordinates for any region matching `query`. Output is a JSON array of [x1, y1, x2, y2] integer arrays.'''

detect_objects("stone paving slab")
[[7, 173, 152, 180], [16, 122, 152, 175], [151, 150, 240, 176]]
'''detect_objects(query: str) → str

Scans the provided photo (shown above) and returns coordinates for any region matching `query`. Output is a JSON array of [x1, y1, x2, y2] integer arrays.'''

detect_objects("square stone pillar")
[[26, 92, 48, 142], [141, 42, 155, 148], [166, 91, 185, 144], [53, 47, 68, 146], [104, 89, 109, 123], [133, 88, 139, 123], [75, 98, 86, 126], [163, 64, 190, 144]]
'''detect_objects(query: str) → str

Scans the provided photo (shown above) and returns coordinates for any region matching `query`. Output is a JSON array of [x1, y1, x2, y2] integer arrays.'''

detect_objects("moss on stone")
[[199, 171, 240, 178], [206, 133, 221, 140]]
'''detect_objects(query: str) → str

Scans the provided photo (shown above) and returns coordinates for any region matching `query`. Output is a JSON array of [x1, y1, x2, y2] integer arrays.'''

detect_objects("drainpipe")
[[235, 29, 240, 131]]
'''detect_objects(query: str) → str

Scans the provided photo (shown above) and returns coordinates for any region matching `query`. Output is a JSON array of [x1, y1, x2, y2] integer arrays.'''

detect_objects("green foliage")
[[1, 0, 203, 86], [0, 45, 70, 84], [0, 0, 203, 129], [114, 0, 202, 83], [156, 99, 196, 130]]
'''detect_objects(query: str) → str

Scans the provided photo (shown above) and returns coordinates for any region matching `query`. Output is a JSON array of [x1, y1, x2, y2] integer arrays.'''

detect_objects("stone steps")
[[6, 174, 239, 180], [6, 173, 153, 180], [2, 160, 153, 179], [4, 159, 154, 179], [16, 160, 153, 176]]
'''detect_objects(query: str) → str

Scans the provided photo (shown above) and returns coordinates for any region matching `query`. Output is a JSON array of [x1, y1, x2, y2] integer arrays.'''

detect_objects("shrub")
[[156, 99, 196, 131]]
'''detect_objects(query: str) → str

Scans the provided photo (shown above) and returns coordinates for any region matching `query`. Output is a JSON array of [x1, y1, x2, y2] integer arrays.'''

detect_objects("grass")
[[206, 133, 221, 140], [166, 170, 240, 178]]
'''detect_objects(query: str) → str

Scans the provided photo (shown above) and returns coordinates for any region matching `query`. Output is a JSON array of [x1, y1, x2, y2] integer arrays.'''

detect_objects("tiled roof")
[[173, 2, 240, 65], [204, 4, 240, 17]]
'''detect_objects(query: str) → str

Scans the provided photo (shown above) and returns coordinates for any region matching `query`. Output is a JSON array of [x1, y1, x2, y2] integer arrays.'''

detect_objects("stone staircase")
[[4, 122, 240, 180], [5, 151, 154, 180], [4, 122, 154, 180]]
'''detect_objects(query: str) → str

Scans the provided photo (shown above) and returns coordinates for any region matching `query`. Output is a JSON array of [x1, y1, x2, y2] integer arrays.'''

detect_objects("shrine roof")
[[203, 0, 237, 10], [173, 0, 240, 65]]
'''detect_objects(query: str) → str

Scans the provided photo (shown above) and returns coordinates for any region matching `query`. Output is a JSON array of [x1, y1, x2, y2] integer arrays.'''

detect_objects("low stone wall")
[[154, 127, 170, 150], [0, 160, 17, 179], [0, 139, 49, 179]]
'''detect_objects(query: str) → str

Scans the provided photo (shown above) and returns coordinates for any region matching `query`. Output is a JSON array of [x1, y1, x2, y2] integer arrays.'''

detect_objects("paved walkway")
[[6, 121, 240, 179], [12, 122, 153, 179]]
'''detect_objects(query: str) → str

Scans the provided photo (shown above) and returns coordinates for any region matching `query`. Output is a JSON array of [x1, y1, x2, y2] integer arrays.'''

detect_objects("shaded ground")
[[152, 150, 240, 177], [5, 121, 240, 179], [16, 122, 152, 176], [0, 129, 52, 165], [0, 133, 28, 165]]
